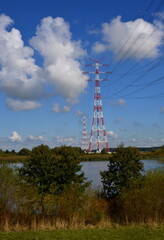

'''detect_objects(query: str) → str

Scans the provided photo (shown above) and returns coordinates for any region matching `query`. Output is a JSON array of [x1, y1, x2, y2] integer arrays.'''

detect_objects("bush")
[[109, 168, 164, 224]]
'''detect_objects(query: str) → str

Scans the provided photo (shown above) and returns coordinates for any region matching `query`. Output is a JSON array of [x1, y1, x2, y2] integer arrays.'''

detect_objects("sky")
[[0, 0, 164, 151]]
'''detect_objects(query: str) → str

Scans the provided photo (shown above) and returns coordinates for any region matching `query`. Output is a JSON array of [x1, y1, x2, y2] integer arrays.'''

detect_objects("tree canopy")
[[101, 145, 144, 199], [19, 145, 89, 195]]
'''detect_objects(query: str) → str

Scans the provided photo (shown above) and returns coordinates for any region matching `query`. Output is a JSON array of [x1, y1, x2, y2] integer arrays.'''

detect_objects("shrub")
[[117, 168, 164, 224]]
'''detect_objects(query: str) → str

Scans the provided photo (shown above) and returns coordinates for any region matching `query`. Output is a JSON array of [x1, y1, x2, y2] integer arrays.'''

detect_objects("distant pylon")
[[81, 115, 89, 151], [84, 58, 112, 152]]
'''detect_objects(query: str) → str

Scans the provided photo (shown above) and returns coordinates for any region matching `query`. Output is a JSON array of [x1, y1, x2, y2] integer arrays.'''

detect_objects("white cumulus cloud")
[[93, 15, 164, 60], [0, 14, 44, 101], [0, 14, 88, 111], [27, 135, 47, 141], [52, 103, 71, 113], [107, 130, 118, 138], [6, 98, 41, 111], [30, 16, 87, 103], [53, 136, 76, 145], [111, 98, 126, 106], [9, 131, 22, 142], [74, 110, 84, 116], [92, 42, 107, 53]]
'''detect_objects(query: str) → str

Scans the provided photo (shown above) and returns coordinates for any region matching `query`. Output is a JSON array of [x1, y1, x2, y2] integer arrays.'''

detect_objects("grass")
[[0, 153, 164, 164], [0, 227, 164, 240], [0, 155, 28, 164], [0, 154, 112, 164]]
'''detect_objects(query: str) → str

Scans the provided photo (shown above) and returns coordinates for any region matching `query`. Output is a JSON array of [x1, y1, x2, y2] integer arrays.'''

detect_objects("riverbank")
[[0, 153, 163, 164], [0, 226, 164, 240], [0, 155, 28, 164]]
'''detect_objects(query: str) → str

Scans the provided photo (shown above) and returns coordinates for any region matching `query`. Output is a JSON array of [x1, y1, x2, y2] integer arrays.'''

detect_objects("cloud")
[[110, 98, 126, 106], [74, 110, 84, 117], [131, 137, 138, 143], [92, 42, 107, 53], [62, 106, 71, 112], [9, 131, 22, 142], [52, 103, 71, 113], [53, 136, 76, 145], [27, 135, 47, 141], [155, 11, 164, 21], [30, 16, 87, 103], [160, 107, 164, 113], [0, 14, 44, 101], [0, 14, 87, 111], [93, 15, 164, 60], [107, 130, 118, 138], [6, 98, 41, 111], [52, 103, 60, 113]]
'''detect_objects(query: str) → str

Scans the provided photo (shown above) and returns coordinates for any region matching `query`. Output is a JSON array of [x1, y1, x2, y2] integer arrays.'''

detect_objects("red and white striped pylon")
[[83, 58, 112, 152]]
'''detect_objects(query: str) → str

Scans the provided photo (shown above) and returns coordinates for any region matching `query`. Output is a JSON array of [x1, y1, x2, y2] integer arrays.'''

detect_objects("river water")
[[81, 159, 164, 189]]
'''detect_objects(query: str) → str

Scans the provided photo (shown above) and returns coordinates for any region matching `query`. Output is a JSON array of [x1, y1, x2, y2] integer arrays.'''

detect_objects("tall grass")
[[110, 168, 164, 225]]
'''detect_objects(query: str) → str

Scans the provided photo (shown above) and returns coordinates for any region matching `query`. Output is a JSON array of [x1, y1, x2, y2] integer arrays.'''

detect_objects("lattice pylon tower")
[[84, 58, 112, 152], [81, 115, 89, 151]]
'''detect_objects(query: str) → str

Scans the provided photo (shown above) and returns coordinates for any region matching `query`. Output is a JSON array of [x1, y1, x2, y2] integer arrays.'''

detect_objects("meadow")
[[0, 227, 164, 240]]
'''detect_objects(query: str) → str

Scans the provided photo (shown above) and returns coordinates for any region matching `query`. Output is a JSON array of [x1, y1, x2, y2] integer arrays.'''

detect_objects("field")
[[0, 155, 28, 164], [0, 227, 164, 240]]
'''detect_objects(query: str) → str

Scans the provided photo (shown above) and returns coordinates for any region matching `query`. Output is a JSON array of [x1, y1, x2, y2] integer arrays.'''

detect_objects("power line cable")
[[118, 75, 164, 98], [110, 0, 164, 73]]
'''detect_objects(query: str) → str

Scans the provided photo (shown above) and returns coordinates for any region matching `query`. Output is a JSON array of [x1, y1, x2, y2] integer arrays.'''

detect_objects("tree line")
[[1, 144, 164, 156]]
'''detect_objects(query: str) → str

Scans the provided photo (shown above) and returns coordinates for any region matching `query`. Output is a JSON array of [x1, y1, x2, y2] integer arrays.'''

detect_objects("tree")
[[18, 148, 31, 156], [11, 149, 16, 154], [101, 145, 144, 199], [101, 148, 107, 154], [19, 145, 89, 196], [52, 146, 83, 155]]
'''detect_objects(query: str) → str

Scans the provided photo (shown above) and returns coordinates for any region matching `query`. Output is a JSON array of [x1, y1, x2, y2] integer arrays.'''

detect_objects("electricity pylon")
[[84, 58, 112, 152]]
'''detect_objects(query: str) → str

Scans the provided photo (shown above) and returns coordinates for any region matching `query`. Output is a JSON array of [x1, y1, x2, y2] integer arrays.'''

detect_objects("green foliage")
[[19, 145, 89, 195], [0, 149, 3, 154], [0, 165, 17, 212], [42, 187, 108, 225], [11, 150, 16, 154], [154, 145, 164, 155], [52, 146, 84, 155], [118, 168, 164, 224], [18, 148, 31, 156], [101, 148, 107, 154], [101, 145, 144, 199]]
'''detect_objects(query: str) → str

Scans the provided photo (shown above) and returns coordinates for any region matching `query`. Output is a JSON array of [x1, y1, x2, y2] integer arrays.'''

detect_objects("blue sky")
[[0, 0, 164, 151]]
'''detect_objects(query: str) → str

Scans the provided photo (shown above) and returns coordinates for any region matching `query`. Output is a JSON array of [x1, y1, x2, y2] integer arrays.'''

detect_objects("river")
[[81, 159, 164, 189], [2, 159, 164, 190]]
